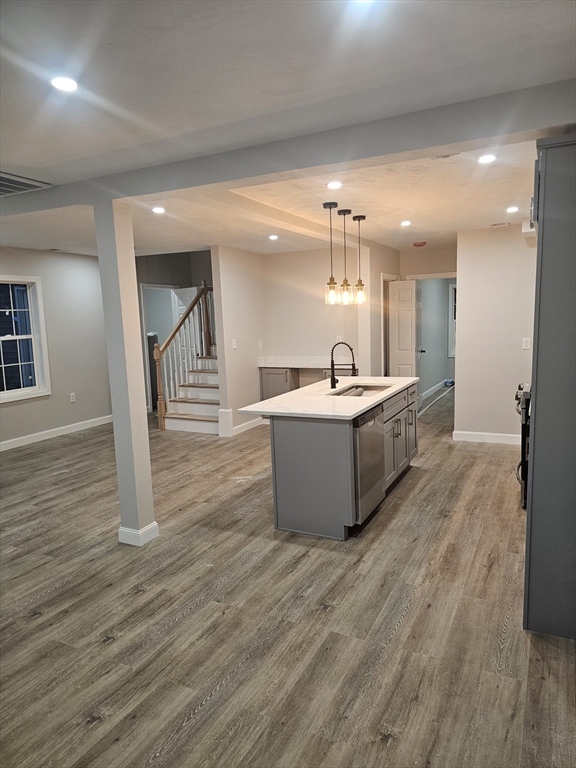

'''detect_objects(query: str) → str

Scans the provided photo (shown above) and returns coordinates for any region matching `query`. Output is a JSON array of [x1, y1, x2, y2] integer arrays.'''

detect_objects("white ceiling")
[[0, 140, 537, 255], [1, 0, 574, 185], [0, 1, 570, 255]]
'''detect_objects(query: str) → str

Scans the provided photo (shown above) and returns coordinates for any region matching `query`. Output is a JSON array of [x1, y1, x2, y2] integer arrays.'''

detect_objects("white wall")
[[211, 245, 267, 431], [264, 248, 359, 359], [454, 226, 537, 442], [418, 278, 455, 397], [0, 247, 112, 443], [368, 243, 401, 375], [400, 246, 457, 278]]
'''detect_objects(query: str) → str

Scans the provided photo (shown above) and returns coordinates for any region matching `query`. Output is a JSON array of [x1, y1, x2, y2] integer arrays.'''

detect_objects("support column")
[[93, 198, 158, 546]]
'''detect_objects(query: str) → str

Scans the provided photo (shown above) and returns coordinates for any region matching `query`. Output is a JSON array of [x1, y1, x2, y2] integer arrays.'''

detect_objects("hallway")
[[1, 397, 574, 768]]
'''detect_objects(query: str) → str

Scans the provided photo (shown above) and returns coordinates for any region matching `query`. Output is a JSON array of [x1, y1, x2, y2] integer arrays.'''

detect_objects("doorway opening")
[[386, 274, 456, 422]]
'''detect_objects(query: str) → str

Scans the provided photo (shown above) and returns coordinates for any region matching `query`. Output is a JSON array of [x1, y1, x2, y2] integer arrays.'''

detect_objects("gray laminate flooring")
[[1, 391, 574, 768]]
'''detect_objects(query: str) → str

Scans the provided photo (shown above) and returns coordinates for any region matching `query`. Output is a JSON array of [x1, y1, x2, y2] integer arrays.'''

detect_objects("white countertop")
[[239, 376, 419, 420]]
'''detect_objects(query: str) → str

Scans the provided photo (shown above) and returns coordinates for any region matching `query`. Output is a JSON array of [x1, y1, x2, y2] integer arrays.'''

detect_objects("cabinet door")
[[396, 409, 410, 475], [384, 418, 397, 489], [408, 404, 418, 461], [261, 369, 291, 400]]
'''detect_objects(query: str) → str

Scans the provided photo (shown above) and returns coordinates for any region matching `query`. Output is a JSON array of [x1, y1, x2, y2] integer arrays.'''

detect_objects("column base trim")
[[118, 521, 159, 546]]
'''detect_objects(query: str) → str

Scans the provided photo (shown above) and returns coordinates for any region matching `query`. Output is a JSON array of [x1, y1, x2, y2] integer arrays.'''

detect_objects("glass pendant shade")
[[354, 278, 366, 304], [340, 277, 352, 305], [325, 276, 340, 305]]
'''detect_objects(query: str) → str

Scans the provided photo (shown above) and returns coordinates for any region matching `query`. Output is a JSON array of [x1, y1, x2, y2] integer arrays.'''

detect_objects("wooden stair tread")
[[189, 368, 218, 373], [198, 355, 218, 360], [179, 383, 219, 389], [164, 413, 218, 423], [169, 397, 220, 405]]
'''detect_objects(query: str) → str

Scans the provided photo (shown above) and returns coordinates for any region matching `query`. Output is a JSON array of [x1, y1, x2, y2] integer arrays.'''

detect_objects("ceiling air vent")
[[0, 172, 52, 197], [491, 222, 511, 228]]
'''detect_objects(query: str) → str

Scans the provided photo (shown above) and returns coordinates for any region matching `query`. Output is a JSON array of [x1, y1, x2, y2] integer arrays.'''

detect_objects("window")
[[0, 277, 50, 402]]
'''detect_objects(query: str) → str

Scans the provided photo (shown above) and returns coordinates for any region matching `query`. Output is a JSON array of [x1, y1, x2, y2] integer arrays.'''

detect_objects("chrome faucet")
[[330, 341, 358, 388]]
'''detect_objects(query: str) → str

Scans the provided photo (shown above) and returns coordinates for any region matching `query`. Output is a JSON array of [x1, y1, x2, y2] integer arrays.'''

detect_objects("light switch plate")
[[232, 339, 237, 350], [522, 337, 531, 350]]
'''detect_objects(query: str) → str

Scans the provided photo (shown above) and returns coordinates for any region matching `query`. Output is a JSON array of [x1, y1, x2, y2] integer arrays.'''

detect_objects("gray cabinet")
[[383, 417, 397, 488], [260, 368, 299, 400], [408, 403, 418, 461], [524, 134, 576, 639], [322, 368, 357, 380], [384, 407, 410, 489]]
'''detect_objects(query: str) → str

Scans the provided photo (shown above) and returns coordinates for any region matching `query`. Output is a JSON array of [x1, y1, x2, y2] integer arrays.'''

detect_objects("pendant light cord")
[[357, 218, 361, 280], [343, 214, 347, 279], [329, 207, 333, 277]]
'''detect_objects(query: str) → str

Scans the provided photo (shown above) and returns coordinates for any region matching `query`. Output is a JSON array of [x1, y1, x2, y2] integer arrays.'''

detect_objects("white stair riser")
[[165, 417, 219, 435], [178, 386, 219, 400], [188, 371, 219, 385], [196, 359, 218, 371], [170, 401, 220, 417], [210, 345, 217, 356]]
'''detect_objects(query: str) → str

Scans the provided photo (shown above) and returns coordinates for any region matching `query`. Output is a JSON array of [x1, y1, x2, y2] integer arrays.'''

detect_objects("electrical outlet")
[[258, 341, 263, 350], [232, 339, 237, 350], [70, 392, 76, 403], [336, 336, 343, 343], [522, 337, 531, 350]]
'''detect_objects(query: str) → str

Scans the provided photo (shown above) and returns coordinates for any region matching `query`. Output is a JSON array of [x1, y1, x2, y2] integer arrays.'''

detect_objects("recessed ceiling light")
[[326, 181, 342, 190], [506, 206, 519, 213], [478, 154, 497, 164], [50, 76, 78, 92], [400, 220, 412, 227], [152, 206, 165, 214], [269, 235, 278, 240]]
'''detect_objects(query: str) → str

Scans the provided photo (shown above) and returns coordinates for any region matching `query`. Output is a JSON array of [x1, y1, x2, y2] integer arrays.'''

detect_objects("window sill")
[[0, 388, 51, 405]]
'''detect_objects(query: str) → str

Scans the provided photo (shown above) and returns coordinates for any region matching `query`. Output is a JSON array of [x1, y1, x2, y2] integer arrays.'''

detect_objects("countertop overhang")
[[239, 376, 419, 420]]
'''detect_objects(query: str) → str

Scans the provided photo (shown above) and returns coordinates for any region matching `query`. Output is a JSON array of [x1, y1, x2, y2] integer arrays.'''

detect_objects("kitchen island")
[[239, 376, 418, 540]]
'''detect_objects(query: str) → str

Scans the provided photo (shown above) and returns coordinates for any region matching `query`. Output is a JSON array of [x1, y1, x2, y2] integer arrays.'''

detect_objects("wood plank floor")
[[1, 390, 574, 768]]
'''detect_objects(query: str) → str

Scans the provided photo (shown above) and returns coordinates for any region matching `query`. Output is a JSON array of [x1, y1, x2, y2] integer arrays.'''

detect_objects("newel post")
[[153, 343, 166, 430]]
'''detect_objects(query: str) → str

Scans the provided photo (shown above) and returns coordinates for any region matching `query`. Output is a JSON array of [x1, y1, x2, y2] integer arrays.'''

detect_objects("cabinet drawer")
[[383, 389, 408, 420], [408, 385, 417, 404]]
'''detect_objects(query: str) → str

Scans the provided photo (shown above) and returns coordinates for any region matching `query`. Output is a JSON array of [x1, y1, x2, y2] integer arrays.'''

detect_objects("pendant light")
[[338, 208, 353, 305], [353, 214, 366, 304], [323, 201, 339, 304]]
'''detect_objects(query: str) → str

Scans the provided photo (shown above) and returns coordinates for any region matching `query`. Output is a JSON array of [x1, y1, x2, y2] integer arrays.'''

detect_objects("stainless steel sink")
[[329, 385, 391, 397]]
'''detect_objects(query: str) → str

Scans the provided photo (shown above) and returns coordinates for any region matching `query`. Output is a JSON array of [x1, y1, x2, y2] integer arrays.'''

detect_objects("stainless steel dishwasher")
[[353, 403, 386, 523]]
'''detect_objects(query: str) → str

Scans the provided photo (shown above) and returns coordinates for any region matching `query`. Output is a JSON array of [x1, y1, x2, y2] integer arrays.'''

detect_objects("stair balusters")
[[154, 281, 215, 429]]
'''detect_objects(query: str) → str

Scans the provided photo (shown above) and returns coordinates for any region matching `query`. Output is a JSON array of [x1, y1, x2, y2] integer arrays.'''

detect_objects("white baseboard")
[[0, 414, 113, 452], [118, 521, 159, 546], [452, 431, 521, 445], [232, 417, 263, 435], [218, 408, 262, 437], [421, 381, 446, 400]]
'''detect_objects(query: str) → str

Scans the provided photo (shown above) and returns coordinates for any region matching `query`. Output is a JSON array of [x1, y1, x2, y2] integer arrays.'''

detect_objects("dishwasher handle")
[[354, 403, 384, 428]]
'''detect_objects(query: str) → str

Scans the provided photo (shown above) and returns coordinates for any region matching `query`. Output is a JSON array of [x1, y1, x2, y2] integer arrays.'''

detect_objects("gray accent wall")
[[0, 247, 112, 441], [135, 250, 212, 288], [417, 278, 455, 397]]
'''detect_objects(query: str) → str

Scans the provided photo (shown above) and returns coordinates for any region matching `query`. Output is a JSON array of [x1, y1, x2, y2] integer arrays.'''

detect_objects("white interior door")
[[415, 283, 424, 410], [388, 280, 417, 380]]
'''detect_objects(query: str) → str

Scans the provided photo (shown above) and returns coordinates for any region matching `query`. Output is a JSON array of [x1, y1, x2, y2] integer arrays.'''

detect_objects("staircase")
[[164, 349, 220, 434], [154, 281, 220, 435]]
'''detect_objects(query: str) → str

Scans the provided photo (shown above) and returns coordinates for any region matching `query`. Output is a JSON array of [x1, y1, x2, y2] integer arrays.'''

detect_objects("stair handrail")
[[158, 280, 211, 354], [153, 280, 214, 430]]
